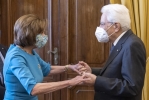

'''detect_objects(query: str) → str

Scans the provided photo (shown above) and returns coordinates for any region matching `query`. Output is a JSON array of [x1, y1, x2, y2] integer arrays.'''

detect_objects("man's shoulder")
[[121, 30, 143, 44], [0, 44, 8, 50], [0, 44, 8, 58], [127, 33, 144, 44]]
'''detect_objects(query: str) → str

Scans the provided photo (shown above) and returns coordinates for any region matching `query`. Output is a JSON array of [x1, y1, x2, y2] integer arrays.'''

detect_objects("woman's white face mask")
[[95, 24, 115, 43]]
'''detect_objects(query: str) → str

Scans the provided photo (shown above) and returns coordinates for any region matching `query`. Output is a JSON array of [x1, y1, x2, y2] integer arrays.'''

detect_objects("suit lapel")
[[100, 29, 133, 75]]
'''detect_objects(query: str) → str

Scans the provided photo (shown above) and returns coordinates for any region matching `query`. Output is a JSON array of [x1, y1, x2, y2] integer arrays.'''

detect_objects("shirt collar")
[[113, 31, 127, 46]]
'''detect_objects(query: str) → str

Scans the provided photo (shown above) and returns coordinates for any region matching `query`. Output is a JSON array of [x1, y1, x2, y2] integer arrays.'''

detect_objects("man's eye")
[[100, 23, 105, 26]]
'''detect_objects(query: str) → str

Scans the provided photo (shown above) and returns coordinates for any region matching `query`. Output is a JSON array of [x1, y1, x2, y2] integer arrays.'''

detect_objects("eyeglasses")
[[99, 22, 114, 27]]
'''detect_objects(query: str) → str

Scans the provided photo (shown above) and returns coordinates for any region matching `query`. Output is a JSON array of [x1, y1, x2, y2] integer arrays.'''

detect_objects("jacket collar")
[[100, 29, 133, 75]]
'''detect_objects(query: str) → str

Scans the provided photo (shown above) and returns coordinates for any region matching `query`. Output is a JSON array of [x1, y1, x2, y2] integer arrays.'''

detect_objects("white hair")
[[101, 4, 131, 31]]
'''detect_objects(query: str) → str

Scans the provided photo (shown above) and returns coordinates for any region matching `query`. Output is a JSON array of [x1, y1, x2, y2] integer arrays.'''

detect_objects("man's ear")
[[114, 23, 120, 32], [113, 25, 116, 28]]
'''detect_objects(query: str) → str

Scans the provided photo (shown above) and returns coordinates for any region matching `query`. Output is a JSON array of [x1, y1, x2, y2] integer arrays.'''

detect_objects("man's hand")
[[82, 72, 96, 86], [68, 74, 90, 87], [79, 61, 92, 73]]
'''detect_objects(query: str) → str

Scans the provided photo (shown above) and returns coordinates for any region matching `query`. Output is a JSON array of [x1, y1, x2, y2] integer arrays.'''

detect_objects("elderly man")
[[79, 4, 146, 100]]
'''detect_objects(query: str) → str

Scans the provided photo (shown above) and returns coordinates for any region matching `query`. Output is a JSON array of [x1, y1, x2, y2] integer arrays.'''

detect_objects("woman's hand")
[[68, 74, 90, 87], [67, 61, 91, 75], [68, 64, 85, 75]]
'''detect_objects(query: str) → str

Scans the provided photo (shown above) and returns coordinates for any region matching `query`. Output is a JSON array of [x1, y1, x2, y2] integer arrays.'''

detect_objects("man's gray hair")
[[101, 4, 131, 31]]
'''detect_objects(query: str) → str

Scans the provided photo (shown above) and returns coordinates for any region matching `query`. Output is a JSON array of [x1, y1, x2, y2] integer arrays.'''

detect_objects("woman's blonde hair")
[[14, 14, 47, 47]]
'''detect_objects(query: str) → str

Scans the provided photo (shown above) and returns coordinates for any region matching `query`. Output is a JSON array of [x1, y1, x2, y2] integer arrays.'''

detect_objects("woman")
[[3, 14, 88, 100]]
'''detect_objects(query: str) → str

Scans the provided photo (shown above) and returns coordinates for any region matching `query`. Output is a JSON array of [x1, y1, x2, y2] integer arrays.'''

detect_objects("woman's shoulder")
[[6, 44, 27, 59], [7, 44, 20, 54]]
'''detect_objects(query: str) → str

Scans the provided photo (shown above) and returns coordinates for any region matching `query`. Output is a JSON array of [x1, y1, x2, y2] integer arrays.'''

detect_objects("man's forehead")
[[100, 14, 107, 23]]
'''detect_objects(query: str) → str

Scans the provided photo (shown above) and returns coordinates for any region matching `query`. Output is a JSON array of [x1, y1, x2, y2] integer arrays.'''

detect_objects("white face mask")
[[95, 24, 115, 43]]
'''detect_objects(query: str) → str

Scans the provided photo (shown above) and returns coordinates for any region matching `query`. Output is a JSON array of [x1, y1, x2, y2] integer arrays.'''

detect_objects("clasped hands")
[[68, 61, 97, 86]]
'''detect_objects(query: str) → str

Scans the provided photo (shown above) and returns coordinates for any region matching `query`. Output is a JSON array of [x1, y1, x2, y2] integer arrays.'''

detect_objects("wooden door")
[[0, 0, 109, 100], [53, 0, 110, 100]]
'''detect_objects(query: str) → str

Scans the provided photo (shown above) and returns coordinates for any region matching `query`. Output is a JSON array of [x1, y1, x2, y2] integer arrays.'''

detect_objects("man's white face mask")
[[95, 24, 115, 43]]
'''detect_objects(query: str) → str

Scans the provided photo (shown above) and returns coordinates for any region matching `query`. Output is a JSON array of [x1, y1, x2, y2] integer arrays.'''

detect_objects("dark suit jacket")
[[0, 44, 8, 100], [92, 29, 146, 100]]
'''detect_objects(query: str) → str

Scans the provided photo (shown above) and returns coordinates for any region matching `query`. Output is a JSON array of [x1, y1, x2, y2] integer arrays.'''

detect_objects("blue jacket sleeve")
[[34, 51, 51, 77], [10, 56, 37, 95]]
